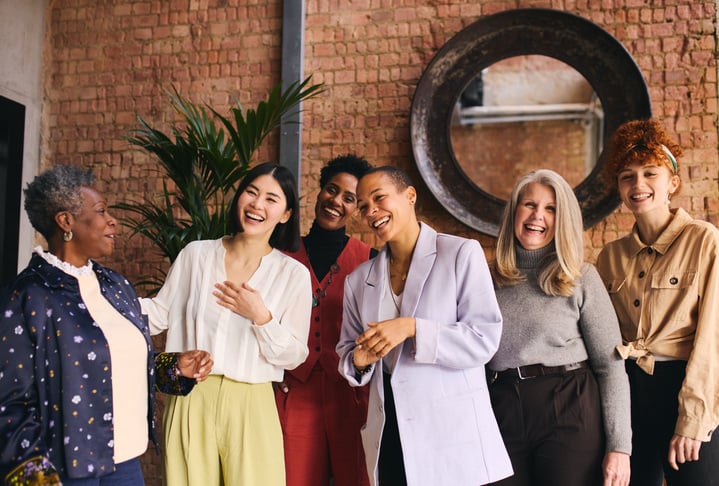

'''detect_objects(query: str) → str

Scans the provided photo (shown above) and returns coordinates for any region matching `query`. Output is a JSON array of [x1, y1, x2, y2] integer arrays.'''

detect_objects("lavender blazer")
[[337, 223, 512, 486]]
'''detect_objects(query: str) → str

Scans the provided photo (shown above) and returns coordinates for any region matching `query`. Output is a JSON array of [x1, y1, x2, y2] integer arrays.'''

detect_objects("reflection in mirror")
[[411, 8, 652, 235], [450, 55, 604, 200]]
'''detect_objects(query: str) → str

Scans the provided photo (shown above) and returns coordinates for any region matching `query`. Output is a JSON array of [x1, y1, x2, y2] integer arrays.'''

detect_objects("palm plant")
[[115, 77, 323, 294]]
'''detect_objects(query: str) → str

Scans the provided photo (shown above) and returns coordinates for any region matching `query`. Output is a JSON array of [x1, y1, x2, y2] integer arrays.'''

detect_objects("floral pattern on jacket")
[[1, 254, 196, 485]]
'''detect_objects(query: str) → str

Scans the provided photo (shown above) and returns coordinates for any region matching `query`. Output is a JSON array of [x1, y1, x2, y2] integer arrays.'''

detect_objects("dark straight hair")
[[227, 162, 301, 252]]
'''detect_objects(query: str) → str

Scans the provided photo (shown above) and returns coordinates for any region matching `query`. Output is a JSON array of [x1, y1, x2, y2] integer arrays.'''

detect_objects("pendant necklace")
[[387, 257, 403, 312], [389, 254, 408, 282], [312, 263, 340, 307]]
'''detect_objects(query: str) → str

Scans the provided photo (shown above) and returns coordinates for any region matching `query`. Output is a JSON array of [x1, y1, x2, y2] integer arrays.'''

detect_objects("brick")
[[35, 2, 719, 480]]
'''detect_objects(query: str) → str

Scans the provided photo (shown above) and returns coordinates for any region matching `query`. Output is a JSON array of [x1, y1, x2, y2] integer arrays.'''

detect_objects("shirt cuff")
[[5, 456, 59, 486]]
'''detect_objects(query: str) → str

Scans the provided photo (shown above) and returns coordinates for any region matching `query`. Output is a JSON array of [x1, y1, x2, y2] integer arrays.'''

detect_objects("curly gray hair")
[[24, 165, 96, 240]]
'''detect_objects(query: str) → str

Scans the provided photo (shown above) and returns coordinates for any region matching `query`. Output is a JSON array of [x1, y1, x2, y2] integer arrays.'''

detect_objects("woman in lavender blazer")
[[336, 166, 512, 486]]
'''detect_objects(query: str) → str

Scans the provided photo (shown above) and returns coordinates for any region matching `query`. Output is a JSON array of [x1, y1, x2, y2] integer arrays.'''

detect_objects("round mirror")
[[451, 55, 604, 200], [411, 8, 651, 236]]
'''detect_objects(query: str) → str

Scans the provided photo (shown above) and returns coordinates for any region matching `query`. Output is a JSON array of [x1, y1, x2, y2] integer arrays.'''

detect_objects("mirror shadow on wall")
[[411, 8, 652, 236]]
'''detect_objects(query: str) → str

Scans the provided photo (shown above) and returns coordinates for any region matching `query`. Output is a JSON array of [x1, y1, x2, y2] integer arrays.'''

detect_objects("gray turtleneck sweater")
[[488, 244, 632, 454]]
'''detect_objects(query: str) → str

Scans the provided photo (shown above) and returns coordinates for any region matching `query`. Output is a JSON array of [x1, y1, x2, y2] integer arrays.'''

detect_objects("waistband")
[[493, 360, 589, 381]]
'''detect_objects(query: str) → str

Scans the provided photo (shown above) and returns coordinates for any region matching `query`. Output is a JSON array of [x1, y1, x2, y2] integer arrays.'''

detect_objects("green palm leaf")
[[114, 76, 323, 296]]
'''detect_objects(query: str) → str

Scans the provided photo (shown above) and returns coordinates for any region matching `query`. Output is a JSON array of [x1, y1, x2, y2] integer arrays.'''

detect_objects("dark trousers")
[[626, 359, 719, 486], [378, 372, 407, 486], [61, 458, 144, 486], [487, 367, 604, 486]]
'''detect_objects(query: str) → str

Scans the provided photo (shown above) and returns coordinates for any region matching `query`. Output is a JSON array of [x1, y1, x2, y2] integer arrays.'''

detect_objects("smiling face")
[[235, 173, 291, 241], [617, 159, 679, 218], [513, 182, 556, 250], [356, 171, 416, 243], [62, 187, 118, 263], [314, 172, 360, 231]]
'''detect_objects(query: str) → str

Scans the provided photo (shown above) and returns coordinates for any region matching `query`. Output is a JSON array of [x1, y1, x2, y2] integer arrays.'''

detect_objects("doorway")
[[0, 95, 25, 285]]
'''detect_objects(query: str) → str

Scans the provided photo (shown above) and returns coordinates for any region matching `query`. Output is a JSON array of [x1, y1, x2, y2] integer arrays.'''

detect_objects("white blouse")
[[141, 238, 312, 383]]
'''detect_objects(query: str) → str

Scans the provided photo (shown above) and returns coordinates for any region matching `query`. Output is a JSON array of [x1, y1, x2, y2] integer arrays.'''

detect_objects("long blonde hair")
[[493, 169, 584, 296]]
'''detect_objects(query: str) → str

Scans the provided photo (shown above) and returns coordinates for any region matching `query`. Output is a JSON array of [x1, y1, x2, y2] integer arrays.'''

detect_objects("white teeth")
[[372, 216, 390, 228], [525, 224, 544, 232], [631, 193, 652, 201], [245, 212, 264, 222], [324, 207, 341, 217]]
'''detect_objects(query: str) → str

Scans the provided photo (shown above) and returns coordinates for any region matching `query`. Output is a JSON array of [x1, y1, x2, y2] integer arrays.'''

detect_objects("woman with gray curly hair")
[[0, 164, 212, 486]]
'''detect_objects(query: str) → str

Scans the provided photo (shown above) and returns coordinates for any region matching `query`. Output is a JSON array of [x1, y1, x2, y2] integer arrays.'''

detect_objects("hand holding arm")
[[355, 317, 416, 359], [352, 343, 381, 371], [602, 451, 630, 486], [214, 281, 272, 325], [177, 350, 213, 382]]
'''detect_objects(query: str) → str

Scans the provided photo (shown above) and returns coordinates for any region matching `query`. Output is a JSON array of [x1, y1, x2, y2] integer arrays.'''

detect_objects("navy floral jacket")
[[0, 254, 195, 485]]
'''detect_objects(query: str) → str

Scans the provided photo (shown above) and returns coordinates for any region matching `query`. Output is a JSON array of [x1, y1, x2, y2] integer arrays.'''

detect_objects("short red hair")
[[605, 118, 683, 195]]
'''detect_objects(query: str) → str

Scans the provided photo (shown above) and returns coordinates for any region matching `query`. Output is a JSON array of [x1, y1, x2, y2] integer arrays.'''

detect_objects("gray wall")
[[0, 0, 47, 270]]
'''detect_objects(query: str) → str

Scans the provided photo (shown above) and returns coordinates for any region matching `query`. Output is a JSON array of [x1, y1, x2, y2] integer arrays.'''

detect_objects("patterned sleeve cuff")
[[5, 456, 59, 486], [154, 352, 196, 396]]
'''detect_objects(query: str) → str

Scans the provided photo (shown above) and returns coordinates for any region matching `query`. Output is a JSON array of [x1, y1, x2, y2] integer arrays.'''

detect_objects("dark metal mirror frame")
[[410, 8, 652, 236]]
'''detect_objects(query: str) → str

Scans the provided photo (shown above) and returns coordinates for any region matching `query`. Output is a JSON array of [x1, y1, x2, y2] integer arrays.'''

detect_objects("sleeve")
[[676, 232, 719, 440], [153, 352, 196, 396], [140, 245, 193, 336], [336, 274, 375, 387], [578, 264, 632, 454], [0, 287, 59, 484], [4, 456, 60, 486], [251, 264, 312, 370], [413, 238, 504, 368]]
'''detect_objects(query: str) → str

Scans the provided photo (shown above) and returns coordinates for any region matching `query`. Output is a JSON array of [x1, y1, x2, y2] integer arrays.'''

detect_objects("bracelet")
[[352, 352, 373, 375]]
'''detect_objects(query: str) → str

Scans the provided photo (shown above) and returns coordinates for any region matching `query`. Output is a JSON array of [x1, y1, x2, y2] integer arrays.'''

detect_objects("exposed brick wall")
[[43, 0, 719, 267], [41, 0, 717, 483]]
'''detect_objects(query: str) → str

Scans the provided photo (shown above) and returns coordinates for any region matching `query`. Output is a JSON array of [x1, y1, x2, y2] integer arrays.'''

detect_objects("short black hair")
[[227, 162, 301, 252], [361, 165, 413, 191], [319, 154, 372, 189]]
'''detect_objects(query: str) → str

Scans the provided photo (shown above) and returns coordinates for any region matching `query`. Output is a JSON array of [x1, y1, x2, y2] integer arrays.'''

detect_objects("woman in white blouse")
[[141, 162, 312, 486]]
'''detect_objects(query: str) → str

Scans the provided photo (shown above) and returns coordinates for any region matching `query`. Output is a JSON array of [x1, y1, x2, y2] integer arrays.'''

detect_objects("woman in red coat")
[[276, 154, 376, 486]]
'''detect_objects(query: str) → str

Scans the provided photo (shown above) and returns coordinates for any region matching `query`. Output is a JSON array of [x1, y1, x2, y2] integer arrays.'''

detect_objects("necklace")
[[386, 257, 403, 312], [388, 255, 409, 282], [312, 263, 340, 308]]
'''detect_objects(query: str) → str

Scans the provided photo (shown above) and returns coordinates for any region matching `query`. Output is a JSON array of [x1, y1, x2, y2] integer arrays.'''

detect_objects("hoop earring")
[[63, 230, 73, 242]]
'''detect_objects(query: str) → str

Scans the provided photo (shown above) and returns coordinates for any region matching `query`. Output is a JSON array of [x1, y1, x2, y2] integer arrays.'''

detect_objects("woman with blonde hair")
[[488, 169, 631, 486], [597, 118, 719, 486]]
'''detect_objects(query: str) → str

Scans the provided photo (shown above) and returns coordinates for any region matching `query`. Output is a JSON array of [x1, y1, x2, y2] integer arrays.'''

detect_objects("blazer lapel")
[[362, 248, 388, 322], [400, 222, 437, 317]]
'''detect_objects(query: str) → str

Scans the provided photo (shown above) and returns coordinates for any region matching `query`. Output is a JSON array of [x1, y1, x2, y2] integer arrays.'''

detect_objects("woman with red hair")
[[597, 118, 719, 486]]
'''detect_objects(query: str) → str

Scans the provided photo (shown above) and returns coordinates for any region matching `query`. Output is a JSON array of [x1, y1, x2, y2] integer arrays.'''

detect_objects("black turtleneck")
[[303, 221, 350, 281]]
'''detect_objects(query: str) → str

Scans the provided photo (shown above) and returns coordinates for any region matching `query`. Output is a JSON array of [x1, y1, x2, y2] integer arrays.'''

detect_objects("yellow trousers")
[[162, 375, 285, 486]]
